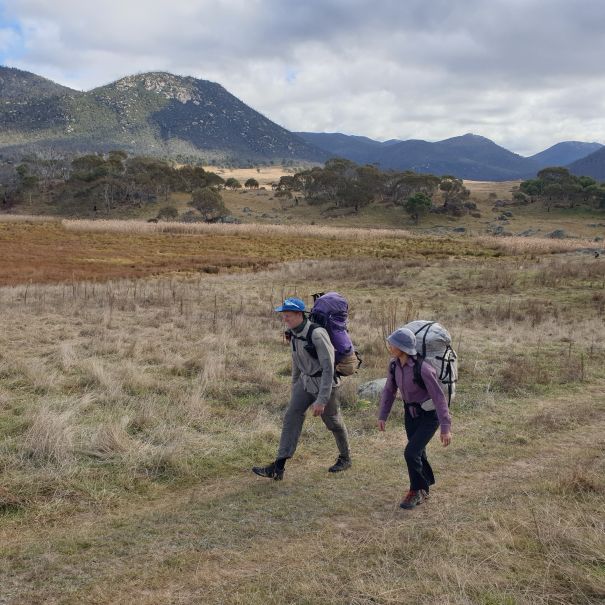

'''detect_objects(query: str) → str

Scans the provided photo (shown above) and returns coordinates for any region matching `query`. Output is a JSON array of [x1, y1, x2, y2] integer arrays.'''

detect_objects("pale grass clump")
[[77, 357, 124, 399], [199, 352, 227, 393], [87, 416, 192, 478], [117, 359, 162, 396], [12, 357, 61, 394], [181, 375, 212, 428], [21, 405, 74, 465], [87, 417, 132, 458], [57, 341, 78, 372]]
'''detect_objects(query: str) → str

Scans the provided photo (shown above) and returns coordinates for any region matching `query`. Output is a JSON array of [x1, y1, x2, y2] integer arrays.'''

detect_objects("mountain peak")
[[440, 133, 493, 144], [95, 71, 222, 105]]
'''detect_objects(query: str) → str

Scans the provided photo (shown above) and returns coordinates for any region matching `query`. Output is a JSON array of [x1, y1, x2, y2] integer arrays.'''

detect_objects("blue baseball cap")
[[274, 297, 306, 312]]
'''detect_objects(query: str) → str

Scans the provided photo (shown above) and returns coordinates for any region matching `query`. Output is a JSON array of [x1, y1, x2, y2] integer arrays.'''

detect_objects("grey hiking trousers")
[[277, 379, 350, 460]]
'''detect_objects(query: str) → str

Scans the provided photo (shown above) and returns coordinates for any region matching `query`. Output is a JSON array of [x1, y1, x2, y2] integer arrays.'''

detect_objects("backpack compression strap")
[[413, 321, 436, 358]]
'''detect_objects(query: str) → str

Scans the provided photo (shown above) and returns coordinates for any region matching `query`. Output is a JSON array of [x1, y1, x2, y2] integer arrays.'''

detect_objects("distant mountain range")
[[1, 66, 603, 181], [567, 146, 605, 181], [296, 132, 604, 181]]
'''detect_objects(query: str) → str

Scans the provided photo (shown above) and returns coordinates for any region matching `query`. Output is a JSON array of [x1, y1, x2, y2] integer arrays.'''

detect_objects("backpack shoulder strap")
[[294, 322, 319, 359], [306, 322, 318, 343]]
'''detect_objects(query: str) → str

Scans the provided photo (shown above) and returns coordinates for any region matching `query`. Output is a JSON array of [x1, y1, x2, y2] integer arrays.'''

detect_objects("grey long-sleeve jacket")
[[289, 321, 336, 405]]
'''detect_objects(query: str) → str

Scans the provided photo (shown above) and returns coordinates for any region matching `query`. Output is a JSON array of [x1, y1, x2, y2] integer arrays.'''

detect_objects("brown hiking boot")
[[399, 489, 425, 509]]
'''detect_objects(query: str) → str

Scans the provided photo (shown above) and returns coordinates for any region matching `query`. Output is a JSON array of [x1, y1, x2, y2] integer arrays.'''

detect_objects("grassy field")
[[0, 219, 604, 604]]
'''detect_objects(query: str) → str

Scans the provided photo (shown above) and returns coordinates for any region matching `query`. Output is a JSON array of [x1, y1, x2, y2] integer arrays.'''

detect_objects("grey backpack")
[[402, 320, 458, 406]]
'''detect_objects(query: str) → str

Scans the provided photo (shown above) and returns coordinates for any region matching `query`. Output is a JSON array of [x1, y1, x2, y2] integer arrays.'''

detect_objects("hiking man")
[[252, 297, 352, 480], [378, 327, 452, 509]]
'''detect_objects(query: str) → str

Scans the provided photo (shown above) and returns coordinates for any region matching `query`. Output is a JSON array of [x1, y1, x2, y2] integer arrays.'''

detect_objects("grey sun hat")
[[387, 328, 417, 356]]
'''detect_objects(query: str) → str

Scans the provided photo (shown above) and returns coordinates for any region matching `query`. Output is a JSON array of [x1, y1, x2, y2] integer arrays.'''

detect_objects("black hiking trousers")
[[403, 405, 440, 492]]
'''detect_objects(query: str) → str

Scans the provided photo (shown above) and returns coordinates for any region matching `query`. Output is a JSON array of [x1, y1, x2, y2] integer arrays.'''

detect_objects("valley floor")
[[0, 220, 603, 604]]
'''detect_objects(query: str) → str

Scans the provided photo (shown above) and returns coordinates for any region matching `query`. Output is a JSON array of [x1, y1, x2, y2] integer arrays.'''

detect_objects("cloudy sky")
[[1, 0, 604, 155]]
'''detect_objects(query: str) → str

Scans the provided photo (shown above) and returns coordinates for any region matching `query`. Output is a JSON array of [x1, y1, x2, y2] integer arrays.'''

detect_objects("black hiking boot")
[[328, 455, 352, 473], [252, 462, 284, 481]]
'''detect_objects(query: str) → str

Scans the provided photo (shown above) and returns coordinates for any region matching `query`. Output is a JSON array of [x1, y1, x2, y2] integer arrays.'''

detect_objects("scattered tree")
[[225, 177, 242, 190], [404, 192, 433, 224], [189, 187, 229, 222]]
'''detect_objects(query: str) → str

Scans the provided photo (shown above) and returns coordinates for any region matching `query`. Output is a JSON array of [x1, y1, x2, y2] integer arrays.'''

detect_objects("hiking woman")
[[377, 327, 452, 509]]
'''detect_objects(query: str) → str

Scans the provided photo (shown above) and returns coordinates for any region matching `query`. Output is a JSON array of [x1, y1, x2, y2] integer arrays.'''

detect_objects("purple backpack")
[[309, 292, 354, 362]]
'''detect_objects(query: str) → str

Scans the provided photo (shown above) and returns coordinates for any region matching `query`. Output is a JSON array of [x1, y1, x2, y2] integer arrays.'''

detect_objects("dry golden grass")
[[464, 179, 522, 201], [0, 230, 604, 603], [203, 165, 296, 188], [0, 214, 58, 223]]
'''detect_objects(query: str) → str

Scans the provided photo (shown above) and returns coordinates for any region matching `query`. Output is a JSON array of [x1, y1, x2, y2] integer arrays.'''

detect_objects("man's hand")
[[440, 432, 452, 447], [312, 402, 326, 416], [377, 419, 386, 432]]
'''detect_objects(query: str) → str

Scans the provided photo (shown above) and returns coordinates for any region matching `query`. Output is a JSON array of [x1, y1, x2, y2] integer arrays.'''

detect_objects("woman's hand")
[[377, 419, 386, 432], [440, 431, 452, 447]]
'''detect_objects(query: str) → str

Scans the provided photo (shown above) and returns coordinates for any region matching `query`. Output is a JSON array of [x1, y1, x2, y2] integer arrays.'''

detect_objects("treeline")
[[1, 152, 242, 222], [520, 167, 605, 210], [1, 151, 224, 210], [274, 158, 475, 222]]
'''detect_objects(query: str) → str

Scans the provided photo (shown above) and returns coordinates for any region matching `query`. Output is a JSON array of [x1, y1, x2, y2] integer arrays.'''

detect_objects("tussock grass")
[[0, 238, 604, 603], [21, 405, 74, 465]]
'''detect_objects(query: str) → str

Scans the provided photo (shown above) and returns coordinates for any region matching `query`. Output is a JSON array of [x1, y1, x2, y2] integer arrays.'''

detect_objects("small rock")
[[357, 379, 387, 401], [548, 229, 567, 239]]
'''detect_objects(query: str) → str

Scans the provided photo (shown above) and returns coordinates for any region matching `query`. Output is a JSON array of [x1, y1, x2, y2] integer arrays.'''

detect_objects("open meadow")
[[0, 218, 604, 604]]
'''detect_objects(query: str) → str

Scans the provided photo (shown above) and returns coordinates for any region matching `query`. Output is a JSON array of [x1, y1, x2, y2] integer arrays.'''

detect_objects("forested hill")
[[0, 67, 326, 164]]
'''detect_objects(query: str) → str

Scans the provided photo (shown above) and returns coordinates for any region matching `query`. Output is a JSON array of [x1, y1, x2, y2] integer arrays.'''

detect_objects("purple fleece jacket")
[[378, 357, 452, 434]]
